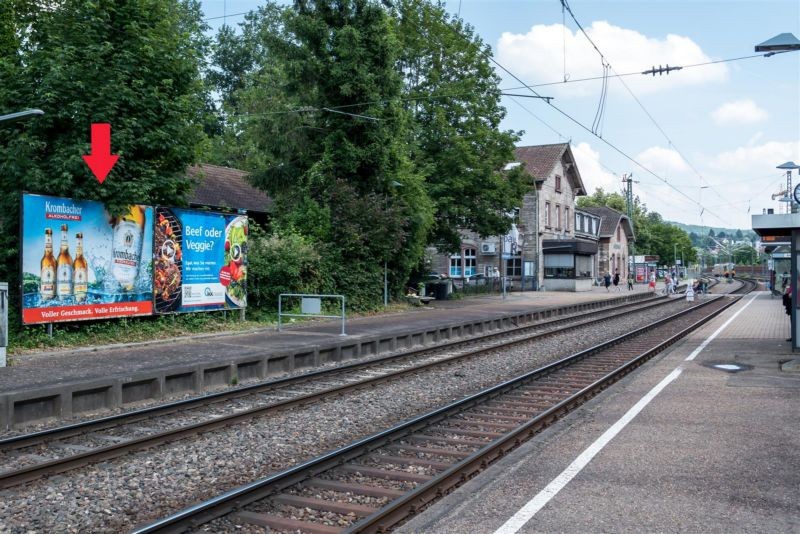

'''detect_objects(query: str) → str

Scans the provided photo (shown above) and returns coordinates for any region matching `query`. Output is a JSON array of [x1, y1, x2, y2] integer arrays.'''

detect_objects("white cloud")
[[496, 21, 728, 97], [708, 140, 800, 172], [636, 146, 690, 174], [711, 100, 768, 125], [628, 140, 800, 229], [571, 142, 620, 195]]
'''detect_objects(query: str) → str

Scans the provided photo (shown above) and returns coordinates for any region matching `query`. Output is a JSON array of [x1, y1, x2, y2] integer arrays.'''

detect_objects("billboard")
[[154, 207, 247, 313], [21, 193, 154, 324]]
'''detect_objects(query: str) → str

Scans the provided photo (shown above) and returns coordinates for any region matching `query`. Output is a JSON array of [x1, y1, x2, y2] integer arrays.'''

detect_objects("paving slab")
[[398, 291, 800, 534]]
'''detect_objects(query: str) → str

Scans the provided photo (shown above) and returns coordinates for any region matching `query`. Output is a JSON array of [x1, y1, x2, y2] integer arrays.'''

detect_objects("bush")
[[246, 222, 325, 311]]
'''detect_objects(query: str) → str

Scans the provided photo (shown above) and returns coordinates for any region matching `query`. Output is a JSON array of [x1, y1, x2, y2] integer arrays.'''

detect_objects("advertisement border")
[[20, 192, 155, 325], [152, 205, 248, 316]]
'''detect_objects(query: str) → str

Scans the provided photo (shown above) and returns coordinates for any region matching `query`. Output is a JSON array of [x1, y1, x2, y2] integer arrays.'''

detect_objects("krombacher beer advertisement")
[[21, 193, 154, 324], [154, 207, 247, 313], [21, 193, 247, 325]]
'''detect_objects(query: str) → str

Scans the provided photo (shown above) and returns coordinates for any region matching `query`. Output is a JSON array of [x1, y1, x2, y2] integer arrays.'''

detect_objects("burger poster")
[[154, 207, 247, 313]]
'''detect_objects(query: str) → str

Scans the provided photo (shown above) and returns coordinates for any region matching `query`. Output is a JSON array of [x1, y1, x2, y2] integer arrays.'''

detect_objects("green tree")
[[393, 0, 526, 251], [578, 189, 696, 267], [230, 0, 433, 308], [0, 0, 209, 298]]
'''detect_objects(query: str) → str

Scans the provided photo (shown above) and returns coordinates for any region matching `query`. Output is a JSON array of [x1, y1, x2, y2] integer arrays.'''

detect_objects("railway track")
[[133, 289, 751, 533], [0, 293, 683, 488]]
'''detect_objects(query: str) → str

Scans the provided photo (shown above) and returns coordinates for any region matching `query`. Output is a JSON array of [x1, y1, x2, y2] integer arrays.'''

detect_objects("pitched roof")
[[512, 143, 585, 195], [187, 164, 271, 214], [513, 143, 569, 181], [581, 206, 635, 240]]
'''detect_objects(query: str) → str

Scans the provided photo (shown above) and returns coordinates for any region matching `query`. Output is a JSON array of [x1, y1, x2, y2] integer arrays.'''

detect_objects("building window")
[[506, 258, 522, 277], [544, 253, 575, 278], [449, 253, 462, 277], [565, 207, 570, 232], [545, 202, 551, 228], [464, 248, 477, 276], [556, 205, 561, 230], [617, 224, 621, 241], [577, 214, 583, 232], [576, 254, 593, 278], [450, 249, 477, 277], [555, 174, 562, 193]]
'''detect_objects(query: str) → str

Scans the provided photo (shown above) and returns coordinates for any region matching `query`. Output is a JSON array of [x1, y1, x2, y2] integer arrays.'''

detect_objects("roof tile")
[[187, 164, 271, 214]]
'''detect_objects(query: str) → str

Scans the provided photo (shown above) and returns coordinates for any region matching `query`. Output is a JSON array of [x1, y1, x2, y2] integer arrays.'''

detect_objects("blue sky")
[[200, 0, 800, 230]]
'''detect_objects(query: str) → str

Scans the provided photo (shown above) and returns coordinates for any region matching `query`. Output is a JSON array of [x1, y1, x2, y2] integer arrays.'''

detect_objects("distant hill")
[[667, 222, 757, 242]]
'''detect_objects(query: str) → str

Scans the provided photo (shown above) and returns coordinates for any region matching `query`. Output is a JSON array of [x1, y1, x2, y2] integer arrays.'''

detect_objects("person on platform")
[[783, 285, 792, 342], [783, 285, 792, 316], [603, 272, 612, 292], [613, 270, 621, 291], [627, 273, 634, 291], [648, 272, 656, 292]]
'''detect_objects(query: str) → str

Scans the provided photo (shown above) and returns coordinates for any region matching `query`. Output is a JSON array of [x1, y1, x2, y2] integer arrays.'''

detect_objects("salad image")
[[220, 216, 247, 307]]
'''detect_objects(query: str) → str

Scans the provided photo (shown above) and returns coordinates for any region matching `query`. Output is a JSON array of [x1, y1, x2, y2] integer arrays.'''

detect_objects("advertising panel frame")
[[20, 192, 155, 325], [152, 205, 248, 315]]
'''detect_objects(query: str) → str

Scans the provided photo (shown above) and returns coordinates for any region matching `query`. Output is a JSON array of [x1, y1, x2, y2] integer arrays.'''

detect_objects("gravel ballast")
[[0, 298, 709, 532]]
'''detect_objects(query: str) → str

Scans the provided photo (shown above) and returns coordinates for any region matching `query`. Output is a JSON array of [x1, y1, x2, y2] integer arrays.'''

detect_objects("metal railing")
[[0, 282, 7, 367], [277, 293, 346, 336]]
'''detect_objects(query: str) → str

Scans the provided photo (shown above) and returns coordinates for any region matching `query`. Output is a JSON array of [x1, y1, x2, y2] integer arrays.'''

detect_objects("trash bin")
[[433, 281, 449, 300]]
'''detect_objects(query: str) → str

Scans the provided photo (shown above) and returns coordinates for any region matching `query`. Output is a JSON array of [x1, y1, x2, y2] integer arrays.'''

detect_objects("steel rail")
[[0, 295, 675, 488], [130, 294, 742, 533], [1, 293, 657, 450]]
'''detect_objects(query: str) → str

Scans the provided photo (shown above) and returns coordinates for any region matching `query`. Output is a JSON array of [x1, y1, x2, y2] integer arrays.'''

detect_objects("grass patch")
[[7, 301, 419, 359]]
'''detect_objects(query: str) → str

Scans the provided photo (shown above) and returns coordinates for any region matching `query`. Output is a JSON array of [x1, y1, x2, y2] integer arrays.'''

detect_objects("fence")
[[278, 294, 346, 336], [0, 282, 7, 367]]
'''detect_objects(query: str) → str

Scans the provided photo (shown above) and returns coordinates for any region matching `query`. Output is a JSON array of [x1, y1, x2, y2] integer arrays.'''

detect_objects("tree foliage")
[[0, 0, 209, 297], [392, 0, 526, 250], [217, 0, 433, 308], [204, 0, 524, 307], [578, 188, 696, 266]]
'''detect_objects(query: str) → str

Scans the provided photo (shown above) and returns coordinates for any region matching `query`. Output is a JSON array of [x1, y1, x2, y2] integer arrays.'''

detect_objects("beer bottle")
[[112, 205, 145, 291], [73, 232, 88, 302], [56, 224, 73, 300], [40, 228, 56, 301]]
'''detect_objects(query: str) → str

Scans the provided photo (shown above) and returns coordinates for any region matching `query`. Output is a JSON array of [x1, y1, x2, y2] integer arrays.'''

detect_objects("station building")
[[428, 143, 622, 292], [579, 205, 635, 281]]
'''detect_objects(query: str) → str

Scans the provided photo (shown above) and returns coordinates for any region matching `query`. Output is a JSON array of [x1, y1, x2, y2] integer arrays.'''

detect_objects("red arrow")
[[82, 123, 119, 184]]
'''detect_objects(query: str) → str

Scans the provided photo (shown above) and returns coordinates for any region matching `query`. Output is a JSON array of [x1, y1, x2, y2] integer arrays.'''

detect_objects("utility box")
[[0, 282, 7, 367]]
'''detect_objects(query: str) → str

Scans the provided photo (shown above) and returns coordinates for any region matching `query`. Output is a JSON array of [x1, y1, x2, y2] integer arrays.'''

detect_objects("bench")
[[406, 295, 435, 306]]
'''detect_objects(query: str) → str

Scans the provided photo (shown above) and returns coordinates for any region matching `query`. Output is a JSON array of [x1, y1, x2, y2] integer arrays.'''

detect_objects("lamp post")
[[673, 243, 677, 275], [0, 109, 44, 124]]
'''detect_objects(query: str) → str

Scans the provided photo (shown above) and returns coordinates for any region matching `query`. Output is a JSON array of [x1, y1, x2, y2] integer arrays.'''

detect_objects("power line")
[[557, 0, 731, 225]]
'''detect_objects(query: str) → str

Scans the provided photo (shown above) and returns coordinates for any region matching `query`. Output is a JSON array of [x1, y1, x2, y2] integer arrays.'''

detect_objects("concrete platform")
[[0, 285, 656, 428], [398, 291, 800, 533]]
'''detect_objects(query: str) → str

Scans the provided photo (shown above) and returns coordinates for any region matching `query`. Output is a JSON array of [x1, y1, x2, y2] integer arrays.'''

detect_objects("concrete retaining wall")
[[1, 292, 653, 428]]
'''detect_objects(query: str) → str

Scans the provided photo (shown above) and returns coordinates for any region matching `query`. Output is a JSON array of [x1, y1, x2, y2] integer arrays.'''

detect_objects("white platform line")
[[492, 368, 681, 534], [493, 294, 756, 534], [685, 294, 758, 361]]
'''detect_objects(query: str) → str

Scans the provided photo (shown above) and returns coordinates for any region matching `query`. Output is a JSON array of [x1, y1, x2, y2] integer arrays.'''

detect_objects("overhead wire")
[[558, 0, 732, 224], [203, 2, 743, 226]]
